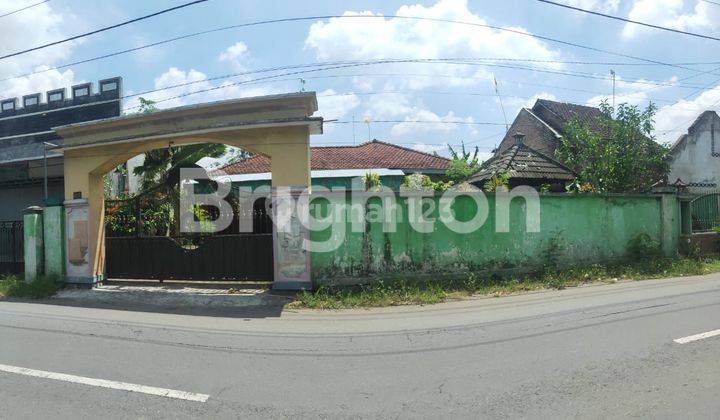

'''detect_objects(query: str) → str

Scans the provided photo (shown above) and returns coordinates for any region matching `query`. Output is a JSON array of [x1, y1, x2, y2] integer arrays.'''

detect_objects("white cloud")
[[218, 42, 249, 71], [623, 0, 719, 38], [391, 109, 475, 137], [304, 0, 562, 90], [316, 89, 361, 121], [583, 73, 680, 108], [558, 0, 619, 13], [502, 92, 558, 114], [654, 84, 720, 142], [0, 0, 82, 103], [125, 65, 288, 112], [412, 142, 448, 154]]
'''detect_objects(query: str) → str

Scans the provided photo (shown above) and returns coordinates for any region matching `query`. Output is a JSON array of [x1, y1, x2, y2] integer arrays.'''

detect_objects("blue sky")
[[2, 0, 719, 163]]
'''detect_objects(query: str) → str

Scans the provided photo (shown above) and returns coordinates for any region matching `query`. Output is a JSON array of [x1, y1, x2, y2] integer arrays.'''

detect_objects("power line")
[[0, 0, 210, 61], [120, 60, 713, 113], [535, 0, 720, 42], [327, 120, 506, 126], [1, 13, 714, 79], [0, 0, 49, 19]]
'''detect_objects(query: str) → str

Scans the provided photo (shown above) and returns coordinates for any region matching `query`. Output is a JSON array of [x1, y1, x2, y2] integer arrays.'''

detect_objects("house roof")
[[495, 99, 603, 157], [670, 110, 718, 153], [531, 99, 603, 132], [470, 140, 576, 183], [217, 139, 450, 175]]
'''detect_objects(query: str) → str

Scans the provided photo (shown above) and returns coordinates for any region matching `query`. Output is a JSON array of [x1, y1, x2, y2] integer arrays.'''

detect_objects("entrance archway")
[[55, 93, 321, 290]]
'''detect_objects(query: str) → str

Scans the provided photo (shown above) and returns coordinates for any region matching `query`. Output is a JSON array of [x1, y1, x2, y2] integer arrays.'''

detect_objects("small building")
[[469, 132, 575, 190], [472, 99, 602, 189], [215, 139, 450, 190], [0, 78, 122, 219], [0, 78, 122, 275], [669, 110, 720, 193]]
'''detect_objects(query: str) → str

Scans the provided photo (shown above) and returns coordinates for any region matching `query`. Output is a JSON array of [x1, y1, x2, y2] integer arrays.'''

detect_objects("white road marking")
[[673, 329, 720, 344], [0, 363, 209, 402]]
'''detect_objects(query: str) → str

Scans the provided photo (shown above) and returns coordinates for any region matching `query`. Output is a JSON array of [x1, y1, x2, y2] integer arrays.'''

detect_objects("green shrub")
[[0, 275, 63, 299], [627, 233, 662, 260]]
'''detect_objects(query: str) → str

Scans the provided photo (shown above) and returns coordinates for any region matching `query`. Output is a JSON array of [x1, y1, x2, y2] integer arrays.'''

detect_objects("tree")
[[402, 173, 453, 192], [446, 141, 481, 184], [131, 98, 227, 235], [556, 101, 669, 193], [132, 98, 227, 192]]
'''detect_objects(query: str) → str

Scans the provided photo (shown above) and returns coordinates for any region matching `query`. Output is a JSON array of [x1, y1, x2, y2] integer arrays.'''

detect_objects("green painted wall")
[[309, 193, 677, 283], [23, 207, 44, 282], [232, 175, 407, 192], [43, 206, 65, 278]]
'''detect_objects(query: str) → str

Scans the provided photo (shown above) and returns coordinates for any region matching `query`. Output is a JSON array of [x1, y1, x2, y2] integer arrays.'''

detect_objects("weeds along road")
[[0, 274, 719, 419]]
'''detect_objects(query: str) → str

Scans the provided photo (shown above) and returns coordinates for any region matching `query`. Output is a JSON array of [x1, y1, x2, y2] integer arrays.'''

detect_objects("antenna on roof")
[[352, 112, 356, 145], [299, 78, 306, 92], [493, 74, 509, 133]]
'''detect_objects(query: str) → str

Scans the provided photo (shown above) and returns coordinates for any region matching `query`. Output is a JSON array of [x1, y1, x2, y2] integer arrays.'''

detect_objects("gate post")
[[43, 205, 66, 278], [22, 206, 44, 282], [64, 199, 94, 284], [272, 187, 312, 290]]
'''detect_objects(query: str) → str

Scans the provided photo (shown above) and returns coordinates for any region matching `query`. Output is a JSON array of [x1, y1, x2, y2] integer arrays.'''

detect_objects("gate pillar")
[[64, 199, 95, 284], [22, 206, 44, 282], [43, 205, 66, 278], [272, 188, 312, 290]]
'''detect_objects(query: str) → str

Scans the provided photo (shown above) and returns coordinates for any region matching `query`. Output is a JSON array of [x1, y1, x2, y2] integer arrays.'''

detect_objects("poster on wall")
[[272, 190, 311, 289], [65, 200, 90, 280]]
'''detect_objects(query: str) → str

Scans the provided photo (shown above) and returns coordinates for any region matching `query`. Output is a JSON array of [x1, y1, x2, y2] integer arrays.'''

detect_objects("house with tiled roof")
[[470, 132, 575, 190], [472, 99, 601, 189], [216, 139, 450, 190]]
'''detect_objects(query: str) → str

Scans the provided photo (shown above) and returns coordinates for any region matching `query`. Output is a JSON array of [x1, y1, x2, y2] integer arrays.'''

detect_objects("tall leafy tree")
[[556, 102, 669, 193], [131, 98, 227, 235], [132, 98, 226, 192]]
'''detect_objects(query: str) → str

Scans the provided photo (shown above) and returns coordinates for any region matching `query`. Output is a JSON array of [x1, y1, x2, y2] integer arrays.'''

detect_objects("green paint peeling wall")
[[43, 206, 65, 278], [309, 193, 678, 283], [23, 208, 44, 282]]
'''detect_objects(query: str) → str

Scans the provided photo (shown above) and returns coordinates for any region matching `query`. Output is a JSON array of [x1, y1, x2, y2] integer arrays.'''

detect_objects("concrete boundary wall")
[[309, 193, 679, 284]]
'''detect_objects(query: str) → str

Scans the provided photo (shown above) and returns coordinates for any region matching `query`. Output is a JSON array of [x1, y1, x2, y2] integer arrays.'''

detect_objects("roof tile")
[[217, 140, 450, 174]]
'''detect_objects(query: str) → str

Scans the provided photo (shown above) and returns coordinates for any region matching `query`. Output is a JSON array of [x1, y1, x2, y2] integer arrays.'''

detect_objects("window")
[[74, 87, 89, 97], [48, 90, 64, 102], [101, 81, 118, 92], [1, 101, 15, 111], [23, 96, 39, 107]]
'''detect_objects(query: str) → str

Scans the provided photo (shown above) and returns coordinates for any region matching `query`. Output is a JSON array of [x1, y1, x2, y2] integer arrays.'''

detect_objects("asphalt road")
[[0, 274, 719, 419]]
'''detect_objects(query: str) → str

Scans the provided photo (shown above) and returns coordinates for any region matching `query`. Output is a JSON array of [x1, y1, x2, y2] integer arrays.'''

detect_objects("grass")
[[0, 275, 63, 299], [292, 257, 720, 309]]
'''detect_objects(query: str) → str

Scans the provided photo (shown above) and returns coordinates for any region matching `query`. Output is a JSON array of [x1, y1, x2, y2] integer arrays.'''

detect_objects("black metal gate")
[[0, 221, 23, 275], [105, 234, 274, 281]]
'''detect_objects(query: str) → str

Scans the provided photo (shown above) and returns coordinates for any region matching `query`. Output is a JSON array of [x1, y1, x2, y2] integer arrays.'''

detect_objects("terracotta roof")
[[470, 140, 576, 183], [217, 140, 450, 175]]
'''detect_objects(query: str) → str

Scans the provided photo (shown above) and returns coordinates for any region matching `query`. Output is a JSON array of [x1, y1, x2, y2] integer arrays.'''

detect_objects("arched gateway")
[[54, 92, 321, 290]]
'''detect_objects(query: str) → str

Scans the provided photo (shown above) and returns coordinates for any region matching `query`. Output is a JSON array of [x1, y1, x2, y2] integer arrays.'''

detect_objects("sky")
[[2, 0, 720, 166]]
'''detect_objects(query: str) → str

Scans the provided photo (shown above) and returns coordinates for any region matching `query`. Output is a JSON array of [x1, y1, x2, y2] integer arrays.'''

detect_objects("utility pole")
[[610, 69, 616, 111], [493, 75, 509, 133], [352, 112, 356, 145], [43, 142, 58, 203]]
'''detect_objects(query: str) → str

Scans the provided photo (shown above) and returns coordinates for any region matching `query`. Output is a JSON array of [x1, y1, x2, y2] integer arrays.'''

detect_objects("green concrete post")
[[659, 194, 680, 258], [23, 206, 44, 282], [43, 205, 65, 279], [679, 200, 693, 235]]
